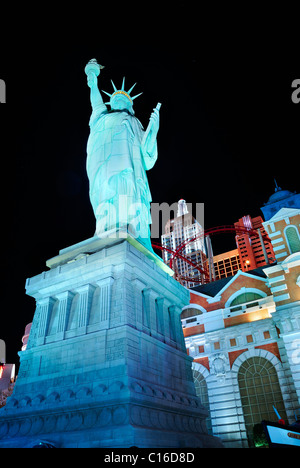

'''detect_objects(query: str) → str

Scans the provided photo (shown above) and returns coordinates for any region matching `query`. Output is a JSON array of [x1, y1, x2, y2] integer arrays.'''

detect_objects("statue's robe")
[[87, 103, 157, 250]]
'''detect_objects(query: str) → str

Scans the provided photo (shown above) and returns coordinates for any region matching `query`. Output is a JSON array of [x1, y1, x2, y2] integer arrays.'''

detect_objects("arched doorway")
[[238, 356, 287, 446]]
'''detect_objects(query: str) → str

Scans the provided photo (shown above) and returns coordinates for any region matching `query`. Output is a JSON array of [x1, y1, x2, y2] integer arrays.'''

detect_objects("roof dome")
[[264, 180, 294, 205], [266, 188, 293, 204]]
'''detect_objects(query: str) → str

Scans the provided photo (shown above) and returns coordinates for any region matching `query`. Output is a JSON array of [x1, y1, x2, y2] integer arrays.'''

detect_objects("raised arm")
[[88, 72, 104, 109], [85, 59, 105, 110]]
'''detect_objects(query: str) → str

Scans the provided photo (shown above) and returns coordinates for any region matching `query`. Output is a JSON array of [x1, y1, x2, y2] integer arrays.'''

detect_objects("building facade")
[[0, 365, 16, 409], [161, 200, 207, 288], [181, 191, 300, 448], [234, 215, 276, 272], [0, 323, 32, 409], [213, 249, 241, 281]]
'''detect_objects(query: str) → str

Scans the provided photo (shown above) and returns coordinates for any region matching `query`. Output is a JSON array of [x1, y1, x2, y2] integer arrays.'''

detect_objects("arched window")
[[192, 369, 212, 435], [228, 291, 264, 312], [285, 226, 300, 254], [230, 292, 263, 307], [181, 307, 204, 320], [238, 356, 287, 446]]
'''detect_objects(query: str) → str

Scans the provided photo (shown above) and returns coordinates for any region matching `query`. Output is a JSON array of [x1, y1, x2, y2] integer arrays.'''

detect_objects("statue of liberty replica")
[[0, 58, 222, 448], [85, 59, 160, 251]]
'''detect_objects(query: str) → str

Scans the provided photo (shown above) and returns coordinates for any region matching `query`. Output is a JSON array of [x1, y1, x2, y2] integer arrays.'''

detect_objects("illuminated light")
[[183, 324, 205, 337], [112, 90, 133, 104], [0, 366, 3, 379], [224, 309, 271, 327]]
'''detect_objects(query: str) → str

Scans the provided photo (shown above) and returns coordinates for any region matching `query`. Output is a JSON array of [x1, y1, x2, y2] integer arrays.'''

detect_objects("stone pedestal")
[[0, 233, 222, 448]]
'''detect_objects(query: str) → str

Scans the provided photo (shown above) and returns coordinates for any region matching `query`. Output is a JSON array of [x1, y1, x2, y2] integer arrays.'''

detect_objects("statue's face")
[[110, 94, 132, 112]]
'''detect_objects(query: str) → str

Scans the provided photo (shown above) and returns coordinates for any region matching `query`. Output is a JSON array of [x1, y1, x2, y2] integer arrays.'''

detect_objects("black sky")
[[0, 24, 299, 364]]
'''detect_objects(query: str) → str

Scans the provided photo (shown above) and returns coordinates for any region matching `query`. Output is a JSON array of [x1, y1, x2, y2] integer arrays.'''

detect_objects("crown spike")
[[121, 77, 125, 91], [127, 82, 137, 95], [111, 80, 117, 92], [131, 92, 143, 101], [101, 90, 112, 98]]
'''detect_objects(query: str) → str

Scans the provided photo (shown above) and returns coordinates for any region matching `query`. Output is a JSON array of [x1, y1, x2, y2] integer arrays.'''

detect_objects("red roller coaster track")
[[152, 225, 272, 285]]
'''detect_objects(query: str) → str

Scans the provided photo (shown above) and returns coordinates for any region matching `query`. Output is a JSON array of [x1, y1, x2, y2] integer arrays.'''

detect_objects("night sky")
[[0, 28, 299, 365]]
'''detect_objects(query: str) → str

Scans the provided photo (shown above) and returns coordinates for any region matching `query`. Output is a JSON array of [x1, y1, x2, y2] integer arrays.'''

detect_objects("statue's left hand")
[[141, 104, 160, 158], [149, 108, 160, 135]]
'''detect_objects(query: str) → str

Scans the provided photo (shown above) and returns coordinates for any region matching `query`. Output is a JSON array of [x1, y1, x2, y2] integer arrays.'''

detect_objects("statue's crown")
[[102, 77, 142, 105]]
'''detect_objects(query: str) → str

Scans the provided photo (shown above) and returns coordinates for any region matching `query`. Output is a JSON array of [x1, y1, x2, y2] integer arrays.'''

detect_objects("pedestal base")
[[0, 235, 222, 448]]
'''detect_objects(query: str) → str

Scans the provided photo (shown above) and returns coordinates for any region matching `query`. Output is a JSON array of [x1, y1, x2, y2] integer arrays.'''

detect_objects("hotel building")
[[213, 249, 241, 281], [181, 186, 300, 447], [234, 215, 276, 272], [161, 200, 207, 288]]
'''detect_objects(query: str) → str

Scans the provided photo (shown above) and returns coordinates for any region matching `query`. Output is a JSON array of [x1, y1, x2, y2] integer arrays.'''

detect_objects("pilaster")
[[56, 291, 75, 340], [35, 297, 56, 346]]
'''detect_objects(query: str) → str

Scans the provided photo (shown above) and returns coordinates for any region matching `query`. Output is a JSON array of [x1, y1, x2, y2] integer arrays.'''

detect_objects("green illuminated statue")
[[85, 59, 160, 251]]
